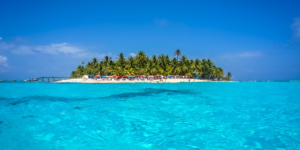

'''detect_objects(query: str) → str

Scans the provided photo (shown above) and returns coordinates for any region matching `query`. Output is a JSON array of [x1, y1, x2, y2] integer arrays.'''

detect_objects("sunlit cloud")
[[12, 43, 83, 55], [12, 46, 34, 54], [8, 42, 111, 60], [129, 53, 136, 57], [0, 55, 8, 66], [0, 42, 14, 51], [0, 37, 2, 40], [220, 52, 263, 59]]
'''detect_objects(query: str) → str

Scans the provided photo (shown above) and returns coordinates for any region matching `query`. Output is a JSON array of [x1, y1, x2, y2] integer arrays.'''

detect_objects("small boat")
[[9, 80, 16, 82], [24, 78, 38, 82]]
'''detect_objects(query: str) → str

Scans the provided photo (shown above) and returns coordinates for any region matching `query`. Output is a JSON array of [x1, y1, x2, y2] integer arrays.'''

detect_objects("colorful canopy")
[[114, 76, 120, 77], [122, 76, 126, 77]]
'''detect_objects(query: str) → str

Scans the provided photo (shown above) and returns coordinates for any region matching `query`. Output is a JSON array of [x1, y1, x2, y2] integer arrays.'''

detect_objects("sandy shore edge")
[[54, 78, 233, 83]]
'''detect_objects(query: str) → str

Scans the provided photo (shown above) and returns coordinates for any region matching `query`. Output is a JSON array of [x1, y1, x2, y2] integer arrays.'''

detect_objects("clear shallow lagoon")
[[0, 82, 300, 149]]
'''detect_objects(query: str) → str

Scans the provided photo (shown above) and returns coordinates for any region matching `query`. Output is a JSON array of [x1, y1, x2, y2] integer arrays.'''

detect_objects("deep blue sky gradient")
[[0, 0, 300, 80]]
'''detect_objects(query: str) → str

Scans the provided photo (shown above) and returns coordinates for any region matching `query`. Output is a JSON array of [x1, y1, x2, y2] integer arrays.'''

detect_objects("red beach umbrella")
[[122, 76, 126, 78]]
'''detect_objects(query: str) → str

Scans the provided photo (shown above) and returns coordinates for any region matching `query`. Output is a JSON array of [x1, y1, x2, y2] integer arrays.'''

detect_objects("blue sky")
[[0, 0, 300, 80]]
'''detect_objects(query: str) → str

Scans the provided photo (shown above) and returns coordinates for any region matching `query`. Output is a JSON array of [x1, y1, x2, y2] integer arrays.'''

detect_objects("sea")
[[0, 82, 300, 149]]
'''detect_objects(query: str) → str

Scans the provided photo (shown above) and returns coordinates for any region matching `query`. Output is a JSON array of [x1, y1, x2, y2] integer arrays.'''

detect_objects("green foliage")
[[174, 49, 182, 61], [125, 68, 135, 76], [70, 51, 230, 79]]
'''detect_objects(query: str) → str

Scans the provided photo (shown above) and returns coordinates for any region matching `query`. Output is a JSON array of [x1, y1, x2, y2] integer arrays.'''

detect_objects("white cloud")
[[0, 55, 8, 66], [291, 17, 300, 38], [0, 37, 2, 40], [220, 52, 263, 59], [12, 43, 83, 55], [12, 46, 34, 54], [9, 42, 112, 60], [238, 52, 263, 57], [75, 52, 107, 59], [129, 53, 136, 57], [0, 43, 14, 51], [35, 43, 82, 54]]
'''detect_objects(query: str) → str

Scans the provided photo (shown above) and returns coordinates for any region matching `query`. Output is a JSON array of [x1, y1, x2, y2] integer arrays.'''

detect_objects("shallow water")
[[0, 82, 300, 149]]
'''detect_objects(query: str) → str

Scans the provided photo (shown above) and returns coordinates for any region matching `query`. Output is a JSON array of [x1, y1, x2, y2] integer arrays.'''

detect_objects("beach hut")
[[82, 75, 89, 80]]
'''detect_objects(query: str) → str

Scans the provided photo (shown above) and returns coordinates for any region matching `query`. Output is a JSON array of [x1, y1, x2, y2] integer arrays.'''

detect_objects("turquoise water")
[[0, 82, 300, 149]]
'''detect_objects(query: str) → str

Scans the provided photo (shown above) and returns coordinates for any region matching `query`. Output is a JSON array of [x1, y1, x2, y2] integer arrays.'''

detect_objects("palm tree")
[[227, 72, 232, 80], [126, 56, 136, 69], [145, 58, 157, 75], [113, 67, 123, 76], [171, 58, 181, 75], [75, 65, 84, 78], [82, 61, 85, 67], [70, 71, 76, 78], [135, 51, 147, 68], [194, 59, 203, 76], [125, 68, 135, 76], [174, 49, 182, 61], [70, 50, 230, 80], [103, 56, 112, 67], [116, 53, 126, 69]]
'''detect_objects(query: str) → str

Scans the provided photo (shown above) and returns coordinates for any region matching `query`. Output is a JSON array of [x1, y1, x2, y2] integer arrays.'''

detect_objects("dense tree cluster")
[[70, 50, 232, 80]]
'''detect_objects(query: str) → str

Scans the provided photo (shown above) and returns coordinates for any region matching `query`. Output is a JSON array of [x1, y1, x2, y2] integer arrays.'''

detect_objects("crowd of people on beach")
[[83, 75, 193, 81]]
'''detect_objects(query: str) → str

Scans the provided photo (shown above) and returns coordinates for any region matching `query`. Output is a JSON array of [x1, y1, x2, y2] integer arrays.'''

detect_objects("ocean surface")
[[0, 82, 300, 149]]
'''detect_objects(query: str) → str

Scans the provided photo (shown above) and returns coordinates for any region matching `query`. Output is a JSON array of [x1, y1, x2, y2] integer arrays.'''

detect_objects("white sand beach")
[[55, 78, 231, 83]]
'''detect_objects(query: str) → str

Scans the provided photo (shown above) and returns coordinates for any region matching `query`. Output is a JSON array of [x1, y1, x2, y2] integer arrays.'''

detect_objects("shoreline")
[[54, 78, 233, 83]]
